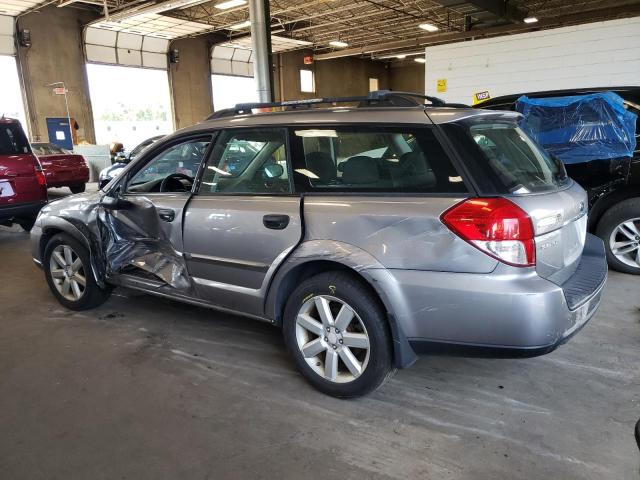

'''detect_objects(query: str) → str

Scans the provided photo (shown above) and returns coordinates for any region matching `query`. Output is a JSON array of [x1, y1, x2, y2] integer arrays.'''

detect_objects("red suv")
[[0, 118, 47, 231]]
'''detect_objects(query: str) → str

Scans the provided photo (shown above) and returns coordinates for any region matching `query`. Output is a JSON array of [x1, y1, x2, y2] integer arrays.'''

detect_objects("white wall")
[[424, 17, 640, 105]]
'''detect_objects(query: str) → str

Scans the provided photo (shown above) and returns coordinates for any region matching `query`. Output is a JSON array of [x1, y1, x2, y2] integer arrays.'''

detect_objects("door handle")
[[263, 214, 290, 230], [158, 208, 176, 222]]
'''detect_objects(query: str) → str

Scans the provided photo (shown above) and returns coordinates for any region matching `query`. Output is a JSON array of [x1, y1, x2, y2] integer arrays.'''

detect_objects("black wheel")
[[43, 233, 112, 310], [596, 198, 640, 275], [17, 217, 36, 232], [283, 271, 395, 398], [70, 184, 86, 194]]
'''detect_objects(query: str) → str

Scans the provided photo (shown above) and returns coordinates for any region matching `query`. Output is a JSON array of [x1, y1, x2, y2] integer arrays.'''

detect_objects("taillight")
[[34, 165, 47, 187], [441, 197, 535, 267]]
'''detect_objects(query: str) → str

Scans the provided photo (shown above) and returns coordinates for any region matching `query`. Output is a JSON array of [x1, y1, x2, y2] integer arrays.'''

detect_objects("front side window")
[[127, 138, 210, 193], [292, 127, 467, 193], [199, 129, 290, 194]]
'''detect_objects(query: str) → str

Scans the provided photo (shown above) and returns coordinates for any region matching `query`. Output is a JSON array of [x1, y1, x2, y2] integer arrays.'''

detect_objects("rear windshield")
[[443, 121, 570, 194], [0, 123, 30, 155], [32, 143, 68, 155]]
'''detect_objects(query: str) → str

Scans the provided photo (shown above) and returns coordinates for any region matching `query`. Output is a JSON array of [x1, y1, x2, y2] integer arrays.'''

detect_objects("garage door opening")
[[211, 74, 258, 111], [0, 55, 28, 131], [86, 63, 173, 150]]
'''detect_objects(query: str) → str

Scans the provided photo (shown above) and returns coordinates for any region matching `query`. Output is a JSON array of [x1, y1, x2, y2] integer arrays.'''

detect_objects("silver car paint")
[[508, 181, 588, 284], [302, 196, 498, 273], [31, 106, 607, 361], [183, 195, 302, 316]]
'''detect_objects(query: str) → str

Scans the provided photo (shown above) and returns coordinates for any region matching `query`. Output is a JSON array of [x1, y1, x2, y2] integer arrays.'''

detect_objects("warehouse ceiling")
[[8, 0, 640, 55]]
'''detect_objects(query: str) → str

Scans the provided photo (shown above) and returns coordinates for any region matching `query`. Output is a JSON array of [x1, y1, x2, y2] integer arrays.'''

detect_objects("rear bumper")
[[45, 168, 89, 187], [370, 233, 607, 357], [0, 201, 47, 221]]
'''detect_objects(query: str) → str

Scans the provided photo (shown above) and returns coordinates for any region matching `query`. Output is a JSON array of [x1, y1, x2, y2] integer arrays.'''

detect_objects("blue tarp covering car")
[[515, 91, 638, 164]]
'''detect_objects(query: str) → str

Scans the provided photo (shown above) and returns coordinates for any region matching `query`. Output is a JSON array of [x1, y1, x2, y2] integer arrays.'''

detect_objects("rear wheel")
[[43, 233, 111, 310], [70, 184, 86, 194], [596, 198, 640, 275], [283, 271, 394, 397]]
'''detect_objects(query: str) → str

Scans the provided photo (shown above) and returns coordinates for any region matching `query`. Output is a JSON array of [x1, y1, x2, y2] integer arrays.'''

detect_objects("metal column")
[[249, 0, 273, 102]]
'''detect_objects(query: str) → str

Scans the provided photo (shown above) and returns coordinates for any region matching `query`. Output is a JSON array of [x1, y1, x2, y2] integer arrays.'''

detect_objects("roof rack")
[[206, 90, 466, 120]]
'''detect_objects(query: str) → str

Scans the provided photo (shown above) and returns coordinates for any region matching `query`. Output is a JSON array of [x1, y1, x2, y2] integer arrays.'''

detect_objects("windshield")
[[446, 121, 570, 195], [0, 123, 30, 155]]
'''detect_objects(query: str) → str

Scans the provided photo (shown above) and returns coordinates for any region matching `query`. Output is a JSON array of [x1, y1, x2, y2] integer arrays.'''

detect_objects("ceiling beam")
[[313, 3, 640, 60]]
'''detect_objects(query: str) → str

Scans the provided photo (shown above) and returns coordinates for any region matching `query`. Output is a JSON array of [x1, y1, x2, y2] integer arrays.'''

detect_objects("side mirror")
[[100, 195, 132, 211], [263, 163, 284, 179]]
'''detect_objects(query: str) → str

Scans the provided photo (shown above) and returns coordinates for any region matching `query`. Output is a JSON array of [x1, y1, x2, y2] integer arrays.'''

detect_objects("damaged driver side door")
[[103, 135, 212, 288]]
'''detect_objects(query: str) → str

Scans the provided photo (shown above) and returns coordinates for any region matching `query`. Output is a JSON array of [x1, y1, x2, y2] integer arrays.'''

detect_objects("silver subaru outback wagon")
[[31, 91, 607, 397]]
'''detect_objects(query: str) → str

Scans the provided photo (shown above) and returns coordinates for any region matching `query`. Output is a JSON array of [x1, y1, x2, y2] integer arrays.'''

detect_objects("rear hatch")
[[441, 113, 587, 283], [0, 121, 46, 205]]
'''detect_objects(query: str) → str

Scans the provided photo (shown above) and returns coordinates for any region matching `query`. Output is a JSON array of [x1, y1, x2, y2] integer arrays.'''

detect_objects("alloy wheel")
[[609, 218, 640, 268], [49, 244, 87, 301], [295, 295, 370, 383]]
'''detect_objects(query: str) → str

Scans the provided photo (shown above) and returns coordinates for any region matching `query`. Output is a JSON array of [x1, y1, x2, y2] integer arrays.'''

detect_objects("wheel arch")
[[589, 186, 640, 231], [40, 217, 106, 287], [265, 241, 418, 368]]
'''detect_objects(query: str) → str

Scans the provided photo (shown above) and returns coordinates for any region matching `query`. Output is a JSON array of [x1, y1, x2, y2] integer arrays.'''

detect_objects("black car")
[[478, 87, 640, 274], [98, 135, 164, 189]]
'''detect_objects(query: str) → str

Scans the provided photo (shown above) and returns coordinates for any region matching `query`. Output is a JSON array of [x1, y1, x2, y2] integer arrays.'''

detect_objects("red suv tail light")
[[34, 165, 47, 187], [440, 198, 535, 267]]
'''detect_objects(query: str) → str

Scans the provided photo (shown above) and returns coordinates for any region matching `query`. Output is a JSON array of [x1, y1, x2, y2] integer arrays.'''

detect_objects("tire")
[[43, 233, 112, 310], [70, 184, 86, 194], [596, 198, 640, 275], [17, 217, 36, 232], [283, 271, 395, 398]]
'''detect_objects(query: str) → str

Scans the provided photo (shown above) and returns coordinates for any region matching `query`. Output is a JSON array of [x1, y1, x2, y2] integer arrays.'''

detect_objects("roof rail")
[[206, 90, 462, 120]]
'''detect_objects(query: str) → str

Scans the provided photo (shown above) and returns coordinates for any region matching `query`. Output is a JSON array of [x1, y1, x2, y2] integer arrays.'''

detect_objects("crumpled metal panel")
[[97, 197, 191, 290], [40, 191, 192, 291]]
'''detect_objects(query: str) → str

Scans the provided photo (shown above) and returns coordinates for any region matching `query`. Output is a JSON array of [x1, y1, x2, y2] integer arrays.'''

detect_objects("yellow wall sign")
[[473, 91, 491, 105], [436, 79, 447, 93]]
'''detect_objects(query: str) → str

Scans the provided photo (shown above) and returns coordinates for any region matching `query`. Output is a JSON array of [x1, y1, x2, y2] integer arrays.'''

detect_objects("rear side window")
[[0, 123, 30, 155], [291, 127, 467, 193], [443, 121, 570, 195]]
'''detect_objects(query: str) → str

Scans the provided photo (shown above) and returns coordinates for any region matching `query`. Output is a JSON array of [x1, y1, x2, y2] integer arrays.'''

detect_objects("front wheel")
[[283, 271, 395, 398], [596, 198, 640, 275], [70, 184, 86, 194], [43, 233, 112, 310]]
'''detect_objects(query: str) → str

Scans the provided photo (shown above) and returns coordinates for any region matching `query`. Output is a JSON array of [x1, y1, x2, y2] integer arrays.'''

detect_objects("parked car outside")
[[31, 142, 89, 194], [99, 135, 164, 189], [0, 117, 47, 231], [477, 87, 640, 274], [31, 92, 607, 397]]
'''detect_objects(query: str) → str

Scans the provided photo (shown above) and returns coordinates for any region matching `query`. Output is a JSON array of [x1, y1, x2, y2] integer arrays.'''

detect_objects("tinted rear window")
[[32, 143, 67, 155], [443, 121, 570, 195], [0, 123, 30, 155]]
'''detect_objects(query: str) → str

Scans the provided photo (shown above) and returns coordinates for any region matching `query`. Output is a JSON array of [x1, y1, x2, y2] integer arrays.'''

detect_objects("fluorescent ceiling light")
[[215, 0, 246, 9], [414, 58, 426, 63], [419, 23, 439, 32], [396, 54, 406, 59], [329, 40, 348, 48], [229, 20, 251, 30], [524, 16, 538, 23]]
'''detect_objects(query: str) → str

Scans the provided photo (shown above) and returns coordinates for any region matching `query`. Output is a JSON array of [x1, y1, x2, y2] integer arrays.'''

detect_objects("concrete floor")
[[0, 188, 639, 479]]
